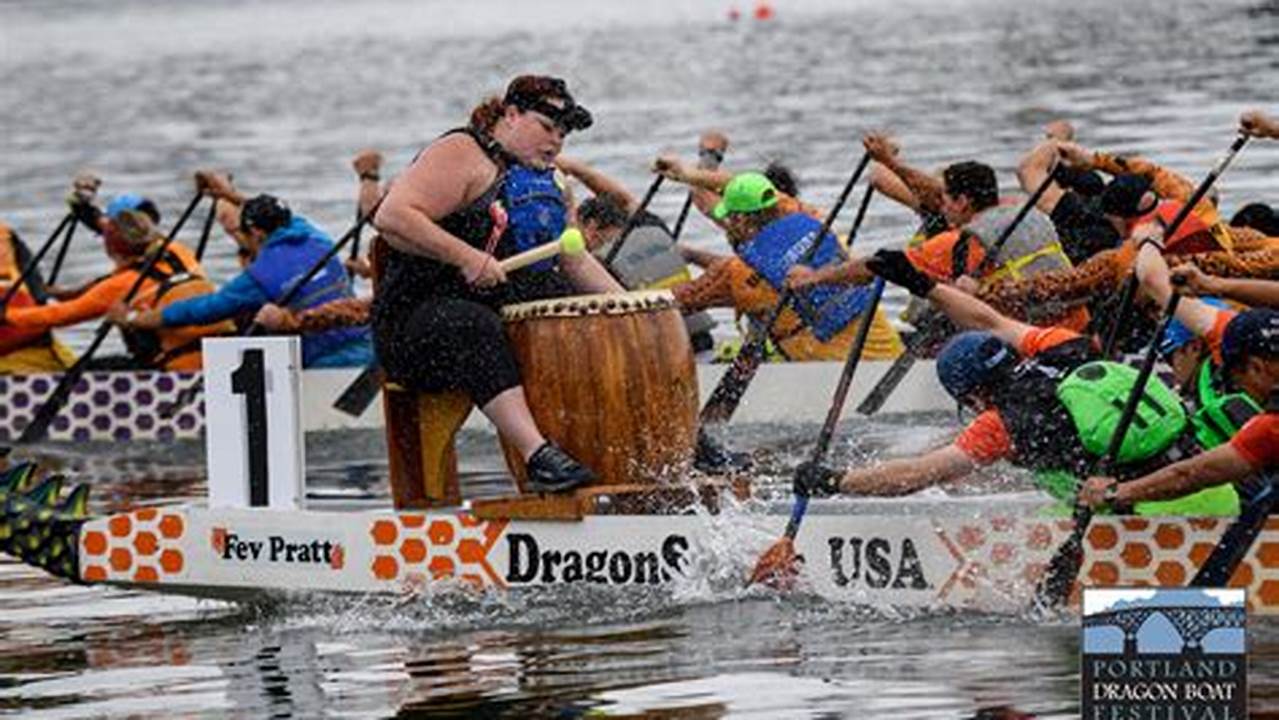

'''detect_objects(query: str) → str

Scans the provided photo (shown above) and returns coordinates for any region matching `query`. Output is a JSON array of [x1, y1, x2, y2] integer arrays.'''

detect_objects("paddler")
[[784, 133, 1088, 333], [1, 200, 229, 371], [370, 75, 623, 494], [796, 248, 1239, 517], [650, 162, 903, 361], [109, 171, 374, 369], [0, 220, 77, 373], [1080, 308, 1279, 510], [553, 155, 717, 351]]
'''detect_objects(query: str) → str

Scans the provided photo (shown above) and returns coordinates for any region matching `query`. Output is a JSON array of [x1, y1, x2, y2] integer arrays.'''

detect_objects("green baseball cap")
[[712, 172, 778, 219]]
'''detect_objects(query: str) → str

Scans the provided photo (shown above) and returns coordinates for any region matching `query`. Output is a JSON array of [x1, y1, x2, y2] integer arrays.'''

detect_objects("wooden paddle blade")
[[333, 363, 383, 417], [747, 537, 801, 590], [1035, 526, 1085, 608]]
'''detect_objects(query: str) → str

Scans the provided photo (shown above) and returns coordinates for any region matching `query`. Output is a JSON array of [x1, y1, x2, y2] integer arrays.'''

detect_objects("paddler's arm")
[[254, 296, 373, 335], [1080, 442, 1255, 509], [837, 444, 977, 496], [677, 244, 731, 269], [1171, 263, 1279, 308], [1241, 110, 1279, 140], [1016, 141, 1067, 216], [867, 249, 1033, 348], [352, 149, 385, 217], [784, 255, 874, 290], [373, 133, 506, 287], [112, 272, 268, 331], [1132, 234, 1219, 338], [194, 170, 255, 247], [868, 162, 921, 212], [671, 257, 738, 311], [1062, 143, 1196, 204], [863, 133, 945, 215], [555, 156, 637, 214], [2, 273, 130, 330]]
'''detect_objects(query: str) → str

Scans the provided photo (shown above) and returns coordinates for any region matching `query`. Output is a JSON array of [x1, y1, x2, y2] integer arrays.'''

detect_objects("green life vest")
[[1047, 360, 1239, 516], [1056, 360, 1187, 465], [1191, 360, 1261, 450]]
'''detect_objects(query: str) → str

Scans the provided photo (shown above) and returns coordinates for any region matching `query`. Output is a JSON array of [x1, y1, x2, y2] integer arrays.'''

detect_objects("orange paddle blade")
[[747, 537, 800, 590]]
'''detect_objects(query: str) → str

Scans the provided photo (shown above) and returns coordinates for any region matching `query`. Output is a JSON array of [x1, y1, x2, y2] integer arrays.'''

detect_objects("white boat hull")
[[73, 495, 1279, 614]]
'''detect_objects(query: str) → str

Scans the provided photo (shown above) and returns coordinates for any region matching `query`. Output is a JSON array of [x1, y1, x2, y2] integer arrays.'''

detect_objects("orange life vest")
[[0, 224, 55, 355], [121, 243, 234, 371]]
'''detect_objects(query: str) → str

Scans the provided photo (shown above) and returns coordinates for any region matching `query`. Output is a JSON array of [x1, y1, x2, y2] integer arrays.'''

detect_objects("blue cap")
[[1221, 309, 1279, 368], [935, 330, 1017, 400], [1159, 297, 1231, 357], [105, 193, 146, 219]]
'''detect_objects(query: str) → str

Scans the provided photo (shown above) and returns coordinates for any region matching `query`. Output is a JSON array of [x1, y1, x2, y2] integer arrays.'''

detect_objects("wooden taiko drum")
[[500, 289, 698, 490]]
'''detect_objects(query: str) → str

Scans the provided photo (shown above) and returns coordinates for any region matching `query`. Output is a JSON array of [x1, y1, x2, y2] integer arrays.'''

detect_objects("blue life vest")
[[246, 216, 372, 367], [501, 165, 567, 272], [737, 213, 872, 342]]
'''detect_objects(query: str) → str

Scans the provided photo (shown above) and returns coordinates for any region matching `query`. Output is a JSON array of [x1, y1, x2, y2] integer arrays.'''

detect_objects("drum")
[[500, 289, 698, 490]]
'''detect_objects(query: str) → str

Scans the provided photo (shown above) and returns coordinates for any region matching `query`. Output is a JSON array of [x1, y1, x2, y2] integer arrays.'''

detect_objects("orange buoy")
[[754, 2, 774, 20]]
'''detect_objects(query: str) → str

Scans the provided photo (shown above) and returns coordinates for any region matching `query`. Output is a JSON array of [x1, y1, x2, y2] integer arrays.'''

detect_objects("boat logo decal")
[[210, 526, 344, 568], [80, 508, 187, 583], [504, 533, 690, 586]]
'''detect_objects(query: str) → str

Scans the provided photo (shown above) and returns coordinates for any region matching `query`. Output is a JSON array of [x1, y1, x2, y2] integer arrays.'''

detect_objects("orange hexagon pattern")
[[368, 513, 507, 590], [81, 509, 188, 584], [934, 515, 1279, 612]]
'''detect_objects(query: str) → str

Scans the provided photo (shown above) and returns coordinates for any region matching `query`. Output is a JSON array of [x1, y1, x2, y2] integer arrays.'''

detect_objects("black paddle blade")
[[856, 351, 915, 416], [1192, 478, 1278, 587], [699, 340, 767, 425], [1035, 521, 1086, 609], [333, 363, 383, 417]]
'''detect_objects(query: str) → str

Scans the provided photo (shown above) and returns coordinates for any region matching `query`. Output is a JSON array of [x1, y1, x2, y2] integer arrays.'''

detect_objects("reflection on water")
[[3, 0, 1279, 716]]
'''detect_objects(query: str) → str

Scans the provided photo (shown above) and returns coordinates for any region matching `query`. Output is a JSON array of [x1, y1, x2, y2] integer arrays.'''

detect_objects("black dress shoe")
[[525, 442, 595, 493], [693, 429, 753, 473]]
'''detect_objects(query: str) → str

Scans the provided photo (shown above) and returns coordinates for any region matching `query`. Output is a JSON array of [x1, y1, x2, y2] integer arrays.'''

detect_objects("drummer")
[[372, 75, 623, 494]]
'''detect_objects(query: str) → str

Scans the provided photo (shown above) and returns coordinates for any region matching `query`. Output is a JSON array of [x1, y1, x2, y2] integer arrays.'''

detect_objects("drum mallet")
[[498, 227, 587, 273]]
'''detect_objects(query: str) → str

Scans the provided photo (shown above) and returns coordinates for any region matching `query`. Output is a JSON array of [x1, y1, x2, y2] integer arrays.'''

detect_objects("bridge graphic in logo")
[[1082, 588, 1246, 715]]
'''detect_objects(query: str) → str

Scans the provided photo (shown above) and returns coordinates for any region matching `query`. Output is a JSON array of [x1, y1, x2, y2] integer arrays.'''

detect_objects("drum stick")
[[498, 228, 587, 273]]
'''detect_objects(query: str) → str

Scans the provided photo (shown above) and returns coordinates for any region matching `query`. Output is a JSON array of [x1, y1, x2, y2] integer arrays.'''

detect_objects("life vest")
[[1191, 360, 1261, 449], [500, 164, 567, 272], [120, 244, 233, 370], [0, 224, 55, 356], [994, 345, 1238, 515], [737, 213, 872, 342], [959, 202, 1072, 282], [246, 216, 371, 367], [1138, 200, 1223, 255], [598, 219, 716, 340]]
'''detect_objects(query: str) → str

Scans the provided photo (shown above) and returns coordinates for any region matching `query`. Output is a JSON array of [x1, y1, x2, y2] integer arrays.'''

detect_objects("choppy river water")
[[3, 0, 1279, 716]]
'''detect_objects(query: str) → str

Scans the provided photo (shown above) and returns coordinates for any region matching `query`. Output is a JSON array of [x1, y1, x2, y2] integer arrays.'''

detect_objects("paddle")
[[348, 211, 363, 280], [1100, 133, 1251, 359], [193, 196, 219, 262], [602, 174, 666, 269], [46, 217, 78, 287], [749, 279, 886, 588], [329, 229, 590, 417], [699, 152, 872, 426], [671, 194, 695, 241], [1035, 290, 1183, 609], [857, 164, 1060, 416], [1, 214, 73, 311], [1190, 473, 1278, 587], [162, 197, 388, 419], [18, 192, 207, 444]]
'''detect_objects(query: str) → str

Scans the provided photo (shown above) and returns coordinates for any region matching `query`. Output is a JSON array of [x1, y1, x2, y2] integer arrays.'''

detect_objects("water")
[[3, 0, 1279, 716]]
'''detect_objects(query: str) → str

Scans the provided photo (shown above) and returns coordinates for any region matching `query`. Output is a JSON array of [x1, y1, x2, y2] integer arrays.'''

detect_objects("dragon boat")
[[3, 288, 1275, 614]]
